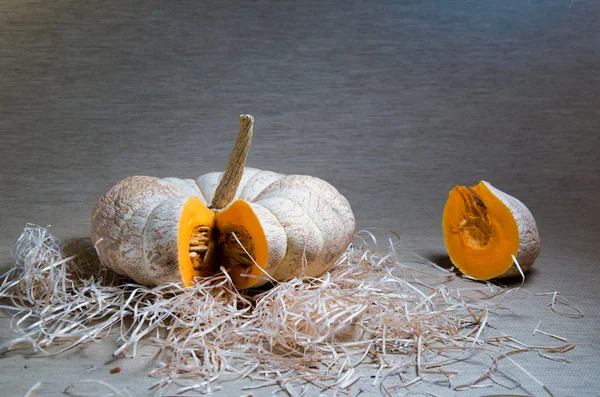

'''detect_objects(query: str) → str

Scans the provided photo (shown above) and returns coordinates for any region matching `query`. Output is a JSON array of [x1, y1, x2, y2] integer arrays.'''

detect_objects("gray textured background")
[[1, 0, 599, 396]]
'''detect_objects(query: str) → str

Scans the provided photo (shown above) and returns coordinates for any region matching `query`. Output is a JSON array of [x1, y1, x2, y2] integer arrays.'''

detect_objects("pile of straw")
[[1, 224, 581, 396]]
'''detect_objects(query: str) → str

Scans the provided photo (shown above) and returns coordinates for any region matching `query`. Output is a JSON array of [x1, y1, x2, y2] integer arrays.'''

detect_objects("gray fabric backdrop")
[[1, 0, 599, 396]]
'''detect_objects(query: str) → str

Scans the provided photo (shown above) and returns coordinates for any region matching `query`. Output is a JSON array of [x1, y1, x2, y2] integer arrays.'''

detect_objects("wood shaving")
[[0, 224, 582, 396], [63, 379, 133, 396], [22, 382, 41, 397]]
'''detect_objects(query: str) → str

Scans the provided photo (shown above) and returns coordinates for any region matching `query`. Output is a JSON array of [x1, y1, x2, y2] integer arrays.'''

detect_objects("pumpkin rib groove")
[[254, 197, 301, 279], [159, 178, 207, 205], [92, 176, 186, 283], [256, 196, 324, 281], [242, 201, 288, 287], [233, 167, 262, 194], [240, 169, 285, 202], [256, 177, 354, 272], [256, 175, 354, 235], [261, 189, 329, 276], [195, 172, 221, 205]]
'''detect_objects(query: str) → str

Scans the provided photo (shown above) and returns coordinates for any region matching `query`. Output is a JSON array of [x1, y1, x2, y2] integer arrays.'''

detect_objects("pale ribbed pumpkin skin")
[[482, 181, 540, 278], [91, 167, 355, 287]]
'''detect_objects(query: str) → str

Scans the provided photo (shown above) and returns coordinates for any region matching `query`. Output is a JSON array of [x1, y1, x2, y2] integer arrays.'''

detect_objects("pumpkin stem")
[[211, 114, 254, 209]]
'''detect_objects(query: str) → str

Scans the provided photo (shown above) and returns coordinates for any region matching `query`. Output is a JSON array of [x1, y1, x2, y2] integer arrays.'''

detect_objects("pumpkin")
[[91, 115, 355, 288], [442, 181, 540, 279]]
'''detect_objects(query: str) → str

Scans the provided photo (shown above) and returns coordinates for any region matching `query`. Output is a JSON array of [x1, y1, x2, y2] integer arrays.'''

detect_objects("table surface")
[[1, 1, 599, 396]]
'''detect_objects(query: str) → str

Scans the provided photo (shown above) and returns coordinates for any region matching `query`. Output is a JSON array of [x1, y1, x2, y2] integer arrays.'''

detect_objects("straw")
[[0, 224, 580, 395]]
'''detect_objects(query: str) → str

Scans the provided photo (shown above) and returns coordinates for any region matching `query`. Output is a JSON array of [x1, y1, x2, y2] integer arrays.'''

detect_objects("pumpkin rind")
[[254, 175, 355, 278], [480, 181, 540, 278], [91, 176, 203, 285]]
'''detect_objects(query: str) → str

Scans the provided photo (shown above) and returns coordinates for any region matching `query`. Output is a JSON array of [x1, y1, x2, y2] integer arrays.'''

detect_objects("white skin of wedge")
[[91, 168, 355, 287], [482, 181, 541, 278]]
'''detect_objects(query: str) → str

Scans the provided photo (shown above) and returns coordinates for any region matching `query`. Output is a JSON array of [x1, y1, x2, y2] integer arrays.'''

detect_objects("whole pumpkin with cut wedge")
[[91, 115, 355, 288], [443, 181, 540, 280]]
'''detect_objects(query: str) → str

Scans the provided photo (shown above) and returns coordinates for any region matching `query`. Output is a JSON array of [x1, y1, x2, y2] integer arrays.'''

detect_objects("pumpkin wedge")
[[91, 115, 355, 288], [442, 181, 540, 280]]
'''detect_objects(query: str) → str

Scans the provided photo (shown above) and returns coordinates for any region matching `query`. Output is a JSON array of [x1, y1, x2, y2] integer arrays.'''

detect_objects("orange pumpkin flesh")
[[178, 198, 268, 288], [177, 197, 215, 286], [215, 200, 269, 289], [442, 181, 520, 280]]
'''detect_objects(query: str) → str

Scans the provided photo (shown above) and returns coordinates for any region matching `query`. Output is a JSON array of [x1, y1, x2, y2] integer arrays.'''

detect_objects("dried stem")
[[211, 114, 254, 209]]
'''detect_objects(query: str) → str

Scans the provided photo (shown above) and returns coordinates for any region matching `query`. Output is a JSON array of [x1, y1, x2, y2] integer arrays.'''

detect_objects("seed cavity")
[[454, 188, 493, 248], [189, 225, 213, 270], [218, 224, 255, 272]]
